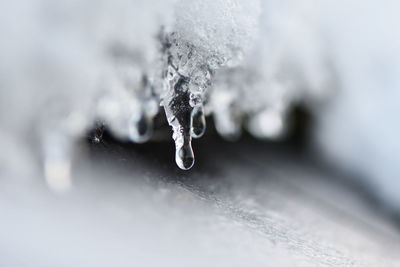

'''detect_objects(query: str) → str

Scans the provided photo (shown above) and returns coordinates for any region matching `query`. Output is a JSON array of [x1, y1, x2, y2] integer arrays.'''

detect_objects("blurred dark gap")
[[86, 108, 400, 231]]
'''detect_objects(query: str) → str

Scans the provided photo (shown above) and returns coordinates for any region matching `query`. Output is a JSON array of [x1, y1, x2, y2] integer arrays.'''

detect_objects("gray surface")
[[1, 137, 400, 267]]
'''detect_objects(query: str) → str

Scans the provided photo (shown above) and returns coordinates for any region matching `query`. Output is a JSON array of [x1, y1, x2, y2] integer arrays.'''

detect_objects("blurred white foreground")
[[1, 139, 400, 267]]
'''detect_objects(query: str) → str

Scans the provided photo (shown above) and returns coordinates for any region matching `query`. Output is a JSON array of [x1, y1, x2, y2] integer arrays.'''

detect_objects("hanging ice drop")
[[190, 106, 206, 138], [163, 74, 196, 170], [128, 110, 153, 143]]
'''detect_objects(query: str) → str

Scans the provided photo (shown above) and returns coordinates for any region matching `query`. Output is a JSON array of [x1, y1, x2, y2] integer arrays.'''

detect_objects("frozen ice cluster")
[[0, 0, 263, 175], [1, 0, 400, 209]]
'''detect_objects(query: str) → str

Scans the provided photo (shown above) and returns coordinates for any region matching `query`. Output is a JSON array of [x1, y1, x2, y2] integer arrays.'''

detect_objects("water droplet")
[[174, 127, 195, 170], [191, 106, 206, 138], [129, 113, 153, 143]]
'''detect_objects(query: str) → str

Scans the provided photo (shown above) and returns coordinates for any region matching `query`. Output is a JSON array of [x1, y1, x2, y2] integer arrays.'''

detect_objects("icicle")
[[209, 88, 242, 141], [190, 105, 206, 138], [96, 46, 159, 144], [129, 112, 153, 143], [160, 32, 214, 170], [125, 73, 158, 143], [162, 72, 196, 170]]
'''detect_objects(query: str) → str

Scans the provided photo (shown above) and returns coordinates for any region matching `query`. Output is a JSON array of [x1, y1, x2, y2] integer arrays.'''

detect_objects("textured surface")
[[1, 135, 400, 267]]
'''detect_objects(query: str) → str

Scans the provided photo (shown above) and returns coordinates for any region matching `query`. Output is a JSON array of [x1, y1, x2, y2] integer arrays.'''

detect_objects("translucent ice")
[[95, 52, 158, 143], [160, 0, 261, 169]]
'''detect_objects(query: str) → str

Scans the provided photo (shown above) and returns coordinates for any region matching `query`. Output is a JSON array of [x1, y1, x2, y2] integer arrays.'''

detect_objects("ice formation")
[[94, 0, 175, 144], [159, 0, 260, 169], [0, 0, 175, 190], [1, 0, 400, 210]]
